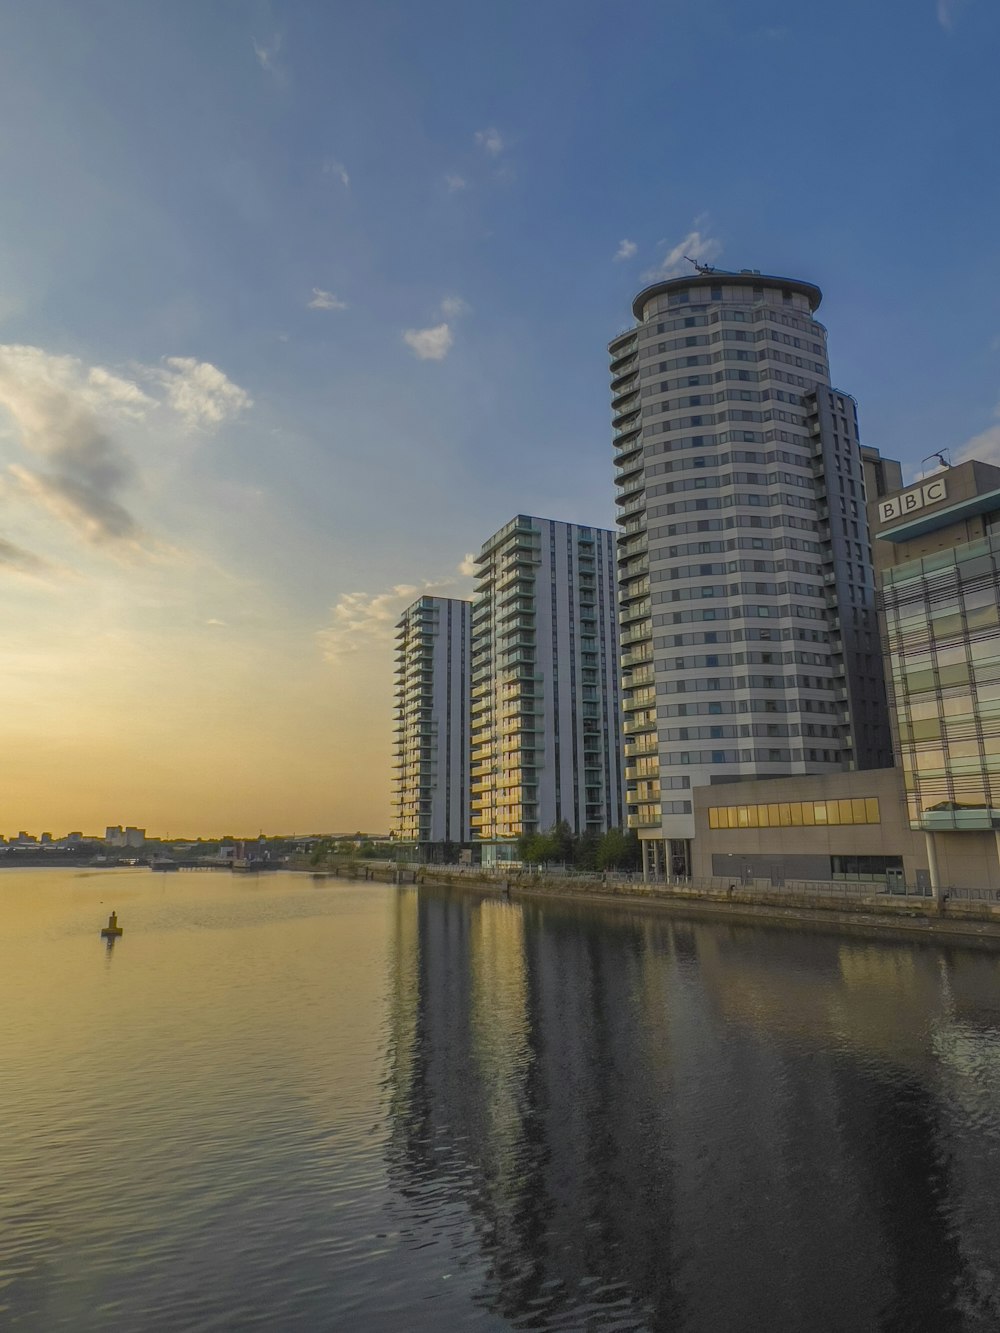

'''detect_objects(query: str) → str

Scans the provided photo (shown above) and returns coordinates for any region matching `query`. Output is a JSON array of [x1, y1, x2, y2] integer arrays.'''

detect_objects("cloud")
[[614, 239, 638, 263], [445, 174, 467, 192], [953, 402, 1000, 466], [458, 553, 477, 577], [205, 617, 228, 628], [642, 228, 721, 281], [0, 534, 57, 579], [320, 579, 457, 662], [402, 324, 453, 361], [440, 295, 470, 318], [322, 159, 350, 189], [937, 0, 968, 30], [308, 288, 348, 311], [154, 357, 252, 430], [474, 127, 505, 156], [0, 345, 147, 547], [0, 345, 252, 555], [253, 34, 282, 72]]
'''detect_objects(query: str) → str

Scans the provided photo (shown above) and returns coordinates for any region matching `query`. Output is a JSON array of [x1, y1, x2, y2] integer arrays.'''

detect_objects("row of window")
[[708, 797, 881, 829]]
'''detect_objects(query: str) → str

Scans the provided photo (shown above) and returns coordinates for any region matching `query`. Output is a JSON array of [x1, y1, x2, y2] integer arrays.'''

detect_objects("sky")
[[1, 0, 999, 837]]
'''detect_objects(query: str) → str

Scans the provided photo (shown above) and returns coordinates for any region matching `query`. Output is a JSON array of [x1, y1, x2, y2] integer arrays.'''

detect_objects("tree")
[[596, 827, 641, 871]]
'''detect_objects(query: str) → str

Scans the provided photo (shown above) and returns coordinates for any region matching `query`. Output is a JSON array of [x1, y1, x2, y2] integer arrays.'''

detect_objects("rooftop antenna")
[[921, 450, 951, 473]]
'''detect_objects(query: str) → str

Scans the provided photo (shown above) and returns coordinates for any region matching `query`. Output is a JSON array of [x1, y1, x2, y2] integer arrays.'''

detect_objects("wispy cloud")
[[642, 227, 721, 281], [308, 288, 348, 311], [614, 238, 638, 263], [320, 579, 456, 662], [953, 401, 1000, 466], [322, 158, 350, 189], [458, 553, 477, 577], [445, 173, 467, 192], [0, 345, 147, 547], [154, 357, 252, 431], [403, 324, 453, 361], [937, 0, 968, 31], [252, 34, 282, 72], [0, 534, 58, 579], [474, 127, 505, 156], [440, 295, 470, 319]]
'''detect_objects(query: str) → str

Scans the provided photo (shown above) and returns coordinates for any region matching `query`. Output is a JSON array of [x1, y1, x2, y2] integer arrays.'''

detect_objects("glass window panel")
[[904, 668, 937, 692], [709, 808, 719, 828], [814, 802, 828, 824], [937, 644, 967, 668], [932, 613, 964, 641], [779, 804, 792, 826], [758, 804, 770, 827], [916, 749, 946, 772], [768, 804, 780, 826], [851, 798, 867, 822], [865, 797, 880, 823], [790, 802, 803, 825], [966, 605, 999, 632], [748, 805, 760, 828], [938, 663, 970, 687], [737, 806, 749, 827], [801, 801, 815, 825], [949, 740, 981, 760], [911, 718, 943, 740], [911, 698, 941, 720], [838, 800, 854, 825]]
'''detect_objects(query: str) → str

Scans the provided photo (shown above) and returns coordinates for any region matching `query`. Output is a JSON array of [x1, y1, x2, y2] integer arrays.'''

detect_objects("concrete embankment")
[[416, 869, 1000, 947]]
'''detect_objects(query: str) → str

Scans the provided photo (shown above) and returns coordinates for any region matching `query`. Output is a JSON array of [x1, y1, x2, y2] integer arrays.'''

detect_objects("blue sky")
[[1, 0, 998, 834]]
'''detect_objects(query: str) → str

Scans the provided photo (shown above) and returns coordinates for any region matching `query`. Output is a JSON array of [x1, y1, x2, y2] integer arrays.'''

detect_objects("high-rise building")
[[609, 268, 892, 876], [470, 515, 623, 861], [392, 595, 472, 850]]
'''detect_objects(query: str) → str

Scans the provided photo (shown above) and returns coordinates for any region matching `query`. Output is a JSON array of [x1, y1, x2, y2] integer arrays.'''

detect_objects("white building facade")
[[470, 515, 624, 859], [392, 596, 472, 849], [610, 269, 890, 877]]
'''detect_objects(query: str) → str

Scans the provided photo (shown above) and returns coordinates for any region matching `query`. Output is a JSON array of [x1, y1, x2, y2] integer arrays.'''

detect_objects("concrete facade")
[[691, 766, 1000, 893], [609, 271, 892, 882]]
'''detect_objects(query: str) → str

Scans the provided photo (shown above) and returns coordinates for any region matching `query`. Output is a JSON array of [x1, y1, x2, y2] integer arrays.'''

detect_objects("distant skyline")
[[2, 1, 999, 834]]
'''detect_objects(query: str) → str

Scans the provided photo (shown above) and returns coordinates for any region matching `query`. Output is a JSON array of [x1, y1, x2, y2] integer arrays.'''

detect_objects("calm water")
[[2, 871, 1000, 1330]]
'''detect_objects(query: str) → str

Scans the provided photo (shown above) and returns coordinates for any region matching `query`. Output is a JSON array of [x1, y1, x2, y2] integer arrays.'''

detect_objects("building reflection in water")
[[385, 886, 1000, 1331]]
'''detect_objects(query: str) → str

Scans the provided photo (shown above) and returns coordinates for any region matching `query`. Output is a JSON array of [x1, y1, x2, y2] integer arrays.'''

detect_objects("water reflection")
[[387, 886, 1000, 1331]]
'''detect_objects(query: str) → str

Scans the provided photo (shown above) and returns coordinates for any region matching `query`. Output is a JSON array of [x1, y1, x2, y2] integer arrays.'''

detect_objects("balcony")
[[617, 494, 646, 520], [613, 418, 642, 442]]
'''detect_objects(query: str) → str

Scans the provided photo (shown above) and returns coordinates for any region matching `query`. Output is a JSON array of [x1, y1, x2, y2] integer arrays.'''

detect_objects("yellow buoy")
[[100, 910, 123, 939]]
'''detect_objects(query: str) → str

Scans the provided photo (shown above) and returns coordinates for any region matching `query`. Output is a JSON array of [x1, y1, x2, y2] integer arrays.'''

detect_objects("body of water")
[[2, 868, 1000, 1330]]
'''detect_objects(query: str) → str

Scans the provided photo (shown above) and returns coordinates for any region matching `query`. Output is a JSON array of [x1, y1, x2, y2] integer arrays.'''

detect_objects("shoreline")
[[417, 870, 1000, 949]]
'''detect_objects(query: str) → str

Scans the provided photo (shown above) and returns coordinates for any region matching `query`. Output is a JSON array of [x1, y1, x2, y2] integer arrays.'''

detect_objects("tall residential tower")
[[392, 595, 472, 851], [610, 269, 891, 876], [470, 516, 623, 861]]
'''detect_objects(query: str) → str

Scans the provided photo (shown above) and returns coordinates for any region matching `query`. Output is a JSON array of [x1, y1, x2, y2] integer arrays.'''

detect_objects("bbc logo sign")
[[878, 477, 948, 524]]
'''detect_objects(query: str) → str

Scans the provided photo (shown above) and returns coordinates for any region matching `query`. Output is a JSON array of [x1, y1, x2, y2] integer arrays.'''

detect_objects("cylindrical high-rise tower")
[[610, 268, 890, 877]]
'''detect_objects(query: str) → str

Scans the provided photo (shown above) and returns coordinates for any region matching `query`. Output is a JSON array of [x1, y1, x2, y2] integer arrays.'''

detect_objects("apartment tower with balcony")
[[470, 516, 623, 861], [392, 596, 472, 851], [609, 268, 891, 877]]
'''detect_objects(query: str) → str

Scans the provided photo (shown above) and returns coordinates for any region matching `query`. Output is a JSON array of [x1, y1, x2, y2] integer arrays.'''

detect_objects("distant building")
[[470, 515, 624, 861], [392, 596, 472, 850], [105, 825, 146, 848]]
